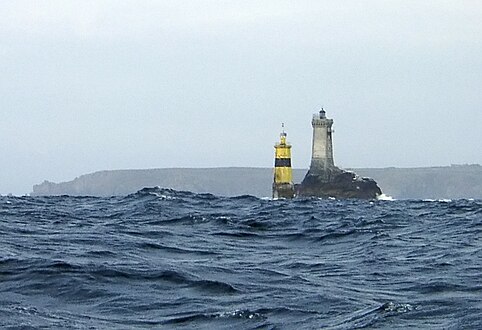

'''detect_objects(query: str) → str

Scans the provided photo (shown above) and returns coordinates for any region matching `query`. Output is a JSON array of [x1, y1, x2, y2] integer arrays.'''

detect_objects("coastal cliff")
[[31, 165, 482, 199]]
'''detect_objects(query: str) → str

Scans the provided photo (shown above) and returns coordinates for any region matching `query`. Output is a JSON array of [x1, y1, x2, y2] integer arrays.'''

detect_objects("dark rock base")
[[297, 167, 382, 199]]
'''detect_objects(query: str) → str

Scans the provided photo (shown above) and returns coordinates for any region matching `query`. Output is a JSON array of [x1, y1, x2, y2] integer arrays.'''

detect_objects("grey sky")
[[1, 0, 481, 195]]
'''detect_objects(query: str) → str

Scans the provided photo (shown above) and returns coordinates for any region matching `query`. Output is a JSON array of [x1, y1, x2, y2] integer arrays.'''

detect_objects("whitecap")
[[377, 194, 394, 201]]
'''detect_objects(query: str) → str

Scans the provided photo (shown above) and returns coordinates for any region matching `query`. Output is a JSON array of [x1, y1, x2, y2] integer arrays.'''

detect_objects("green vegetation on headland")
[[31, 165, 482, 199]]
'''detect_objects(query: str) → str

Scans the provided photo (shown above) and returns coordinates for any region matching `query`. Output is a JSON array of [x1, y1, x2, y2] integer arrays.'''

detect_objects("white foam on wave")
[[159, 194, 176, 200], [382, 302, 415, 313], [422, 198, 452, 203], [216, 309, 260, 319], [377, 193, 394, 201]]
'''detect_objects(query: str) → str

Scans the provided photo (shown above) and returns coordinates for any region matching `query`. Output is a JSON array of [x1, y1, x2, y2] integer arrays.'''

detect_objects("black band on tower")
[[275, 158, 291, 167]]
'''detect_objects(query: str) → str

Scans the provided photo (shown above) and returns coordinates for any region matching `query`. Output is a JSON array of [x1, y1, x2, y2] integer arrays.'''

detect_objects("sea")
[[1, 187, 481, 329]]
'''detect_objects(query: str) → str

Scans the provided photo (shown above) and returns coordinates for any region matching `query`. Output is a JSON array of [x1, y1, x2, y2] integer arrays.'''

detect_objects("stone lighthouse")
[[310, 108, 335, 172], [298, 107, 383, 199]]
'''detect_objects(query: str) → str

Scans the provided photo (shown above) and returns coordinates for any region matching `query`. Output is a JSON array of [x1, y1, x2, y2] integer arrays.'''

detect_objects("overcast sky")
[[1, 1, 481, 195]]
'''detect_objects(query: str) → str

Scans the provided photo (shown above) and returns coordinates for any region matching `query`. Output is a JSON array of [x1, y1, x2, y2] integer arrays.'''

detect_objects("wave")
[[325, 302, 414, 329], [1, 193, 481, 329], [163, 308, 264, 325]]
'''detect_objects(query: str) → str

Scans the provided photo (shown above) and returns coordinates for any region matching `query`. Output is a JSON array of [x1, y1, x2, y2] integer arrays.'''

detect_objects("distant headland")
[[32, 165, 482, 199]]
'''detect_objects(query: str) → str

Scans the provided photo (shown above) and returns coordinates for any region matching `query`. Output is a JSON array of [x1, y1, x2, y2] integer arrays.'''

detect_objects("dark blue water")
[[1, 188, 481, 329]]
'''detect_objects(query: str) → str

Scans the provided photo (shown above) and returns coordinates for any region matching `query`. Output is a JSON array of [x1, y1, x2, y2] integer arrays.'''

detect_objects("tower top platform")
[[312, 108, 332, 120], [312, 111, 333, 126]]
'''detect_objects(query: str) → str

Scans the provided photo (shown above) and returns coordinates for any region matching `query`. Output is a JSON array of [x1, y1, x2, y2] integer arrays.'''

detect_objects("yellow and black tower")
[[273, 125, 295, 199]]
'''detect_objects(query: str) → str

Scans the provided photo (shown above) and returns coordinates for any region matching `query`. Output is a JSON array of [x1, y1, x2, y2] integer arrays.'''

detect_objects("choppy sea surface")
[[1, 187, 481, 329]]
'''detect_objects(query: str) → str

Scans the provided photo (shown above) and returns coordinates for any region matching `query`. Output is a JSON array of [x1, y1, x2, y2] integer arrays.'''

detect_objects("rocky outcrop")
[[297, 166, 382, 199]]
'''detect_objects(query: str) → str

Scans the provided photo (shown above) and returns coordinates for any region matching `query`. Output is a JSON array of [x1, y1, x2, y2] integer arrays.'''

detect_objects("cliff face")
[[32, 165, 482, 199], [32, 168, 306, 198], [297, 167, 382, 199], [353, 165, 482, 200]]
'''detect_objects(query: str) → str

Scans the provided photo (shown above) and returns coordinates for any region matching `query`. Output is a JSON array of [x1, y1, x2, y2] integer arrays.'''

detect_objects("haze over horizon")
[[1, 1, 481, 195]]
